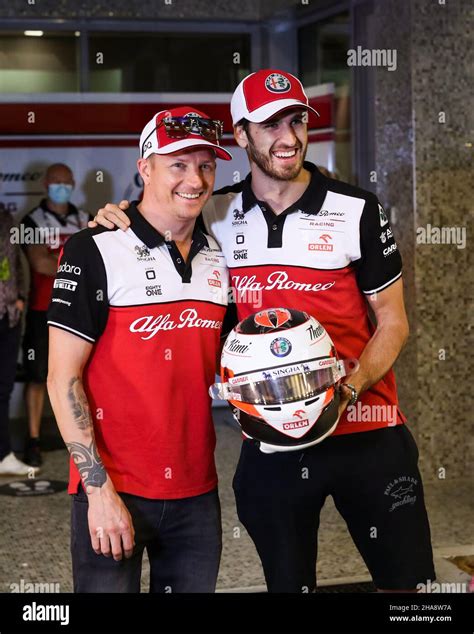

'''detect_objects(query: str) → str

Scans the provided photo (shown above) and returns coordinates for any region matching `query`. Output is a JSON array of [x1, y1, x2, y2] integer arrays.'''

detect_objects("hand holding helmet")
[[210, 308, 359, 453]]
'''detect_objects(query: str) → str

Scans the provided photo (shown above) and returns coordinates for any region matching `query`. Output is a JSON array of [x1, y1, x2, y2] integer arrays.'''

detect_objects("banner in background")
[[0, 85, 335, 221]]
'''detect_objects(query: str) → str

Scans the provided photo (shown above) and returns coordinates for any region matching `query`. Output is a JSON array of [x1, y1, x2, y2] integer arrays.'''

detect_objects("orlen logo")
[[283, 410, 310, 430], [208, 269, 222, 288], [57, 262, 81, 275], [308, 233, 334, 252]]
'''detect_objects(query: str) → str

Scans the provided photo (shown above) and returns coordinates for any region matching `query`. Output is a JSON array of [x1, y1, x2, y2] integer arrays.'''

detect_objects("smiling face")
[[137, 147, 216, 221], [235, 108, 308, 181]]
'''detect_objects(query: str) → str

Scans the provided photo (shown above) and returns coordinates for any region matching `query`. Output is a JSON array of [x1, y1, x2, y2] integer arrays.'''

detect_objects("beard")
[[246, 132, 307, 182]]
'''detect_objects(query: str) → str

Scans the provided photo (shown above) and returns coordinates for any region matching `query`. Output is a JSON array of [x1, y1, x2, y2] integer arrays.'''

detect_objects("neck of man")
[[46, 198, 69, 215], [137, 197, 195, 246], [249, 163, 312, 215]]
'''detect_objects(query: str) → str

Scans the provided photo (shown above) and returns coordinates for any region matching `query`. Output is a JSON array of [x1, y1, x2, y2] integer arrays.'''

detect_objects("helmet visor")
[[228, 365, 335, 406]]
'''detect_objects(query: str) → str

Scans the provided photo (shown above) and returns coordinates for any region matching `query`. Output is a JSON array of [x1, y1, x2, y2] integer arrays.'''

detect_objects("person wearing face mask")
[[20, 163, 91, 467]]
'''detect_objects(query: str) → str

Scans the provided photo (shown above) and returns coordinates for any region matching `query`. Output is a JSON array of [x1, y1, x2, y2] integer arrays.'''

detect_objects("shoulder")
[[212, 180, 245, 197], [64, 226, 115, 250], [205, 180, 245, 221], [20, 204, 43, 227], [325, 177, 377, 207], [204, 233, 222, 252], [71, 205, 92, 221]]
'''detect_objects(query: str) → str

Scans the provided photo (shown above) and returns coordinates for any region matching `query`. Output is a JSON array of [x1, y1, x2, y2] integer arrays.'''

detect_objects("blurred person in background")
[[0, 210, 38, 476], [21, 163, 91, 467]]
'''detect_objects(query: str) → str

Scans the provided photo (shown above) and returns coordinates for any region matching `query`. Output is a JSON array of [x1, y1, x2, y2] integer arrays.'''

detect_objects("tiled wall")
[[373, 0, 472, 480], [0, 0, 300, 20]]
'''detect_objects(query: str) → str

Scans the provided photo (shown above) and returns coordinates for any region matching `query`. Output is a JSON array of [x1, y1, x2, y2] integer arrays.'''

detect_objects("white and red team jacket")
[[21, 200, 91, 311], [203, 162, 406, 435], [47, 202, 229, 499]]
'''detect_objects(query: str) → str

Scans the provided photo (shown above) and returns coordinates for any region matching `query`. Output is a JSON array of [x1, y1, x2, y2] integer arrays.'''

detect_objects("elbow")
[[400, 318, 410, 348], [31, 261, 46, 275], [46, 372, 58, 398], [36, 263, 54, 276], [46, 369, 65, 398]]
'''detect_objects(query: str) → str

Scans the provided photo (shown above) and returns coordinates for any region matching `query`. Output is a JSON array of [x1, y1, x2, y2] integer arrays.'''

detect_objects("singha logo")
[[134, 244, 155, 262]]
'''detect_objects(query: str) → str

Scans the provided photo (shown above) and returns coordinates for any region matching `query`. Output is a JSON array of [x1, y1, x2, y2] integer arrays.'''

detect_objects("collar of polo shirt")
[[126, 201, 209, 251], [41, 198, 79, 219], [240, 162, 329, 216]]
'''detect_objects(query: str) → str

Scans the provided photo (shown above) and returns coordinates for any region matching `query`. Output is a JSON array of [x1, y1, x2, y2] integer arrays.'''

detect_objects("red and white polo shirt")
[[47, 202, 228, 498], [203, 162, 406, 435]]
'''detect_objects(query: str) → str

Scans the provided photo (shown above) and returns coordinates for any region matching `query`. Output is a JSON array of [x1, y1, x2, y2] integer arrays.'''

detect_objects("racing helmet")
[[210, 308, 358, 453]]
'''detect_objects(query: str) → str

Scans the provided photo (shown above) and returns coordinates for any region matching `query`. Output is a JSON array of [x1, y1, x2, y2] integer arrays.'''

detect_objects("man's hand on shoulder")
[[88, 200, 131, 231]]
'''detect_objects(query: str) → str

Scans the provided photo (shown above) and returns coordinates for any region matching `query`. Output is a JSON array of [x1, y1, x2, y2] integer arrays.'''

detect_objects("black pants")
[[71, 485, 222, 593], [22, 310, 48, 383], [233, 425, 435, 592], [0, 314, 21, 460]]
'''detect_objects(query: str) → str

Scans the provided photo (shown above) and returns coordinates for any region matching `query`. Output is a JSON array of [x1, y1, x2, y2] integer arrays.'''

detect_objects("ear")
[[234, 124, 249, 150], [137, 157, 152, 184]]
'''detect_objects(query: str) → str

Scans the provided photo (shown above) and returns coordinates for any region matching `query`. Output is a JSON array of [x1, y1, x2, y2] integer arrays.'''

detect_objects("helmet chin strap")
[[237, 390, 342, 454], [208, 383, 230, 400], [256, 417, 340, 454], [333, 358, 359, 383]]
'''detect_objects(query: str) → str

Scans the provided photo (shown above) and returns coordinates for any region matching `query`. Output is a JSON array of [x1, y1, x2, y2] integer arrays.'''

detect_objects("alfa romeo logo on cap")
[[270, 337, 292, 357], [265, 73, 291, 93]]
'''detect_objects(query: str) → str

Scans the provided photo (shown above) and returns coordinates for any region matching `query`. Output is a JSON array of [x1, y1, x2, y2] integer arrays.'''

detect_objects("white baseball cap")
[[231, 69, 319, 125], [139, 106, 232, 161]]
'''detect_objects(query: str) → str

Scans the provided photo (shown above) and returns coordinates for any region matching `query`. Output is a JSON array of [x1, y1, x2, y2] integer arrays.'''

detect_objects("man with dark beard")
[[91, 69, 435, 594]]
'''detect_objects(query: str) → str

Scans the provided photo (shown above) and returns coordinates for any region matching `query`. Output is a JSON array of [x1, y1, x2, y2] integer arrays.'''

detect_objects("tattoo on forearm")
[[67, 377, 92, 431], [65, 440, 107, 489]]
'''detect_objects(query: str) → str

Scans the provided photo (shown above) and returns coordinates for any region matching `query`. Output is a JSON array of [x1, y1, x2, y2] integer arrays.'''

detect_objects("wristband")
[[342, 383, 358, 406]]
